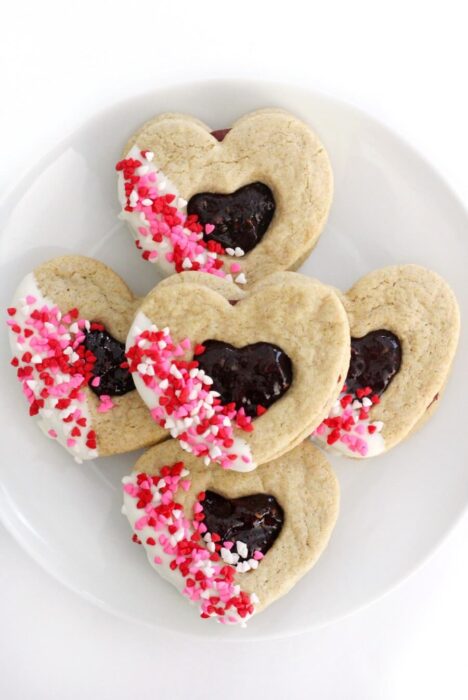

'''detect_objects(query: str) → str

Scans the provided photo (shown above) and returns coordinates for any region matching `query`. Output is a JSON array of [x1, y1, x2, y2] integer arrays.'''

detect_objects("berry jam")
[[196, 340, 292, 418], [187, 182, 276, 253], [84, 328, 135, 397], [202, 490, 284, 559], [346, 330, 402, 397], [211, 128, 231, 142]]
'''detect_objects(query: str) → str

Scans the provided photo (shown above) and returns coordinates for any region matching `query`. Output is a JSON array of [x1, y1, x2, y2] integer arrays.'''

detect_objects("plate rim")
[[1, 78, 467, 640]]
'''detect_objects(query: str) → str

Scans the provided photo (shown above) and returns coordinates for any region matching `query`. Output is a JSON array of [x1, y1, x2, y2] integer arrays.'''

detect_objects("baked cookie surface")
[[313, 265, 460, 457], [126, 271, 350, 471], [117, 108, 333, 286], [122, 438, 339, 625]]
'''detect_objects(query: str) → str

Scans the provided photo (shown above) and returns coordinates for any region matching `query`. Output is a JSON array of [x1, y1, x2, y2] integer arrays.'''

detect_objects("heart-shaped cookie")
[[312, 265, 460, 457], [116, 108, 333, 287], [126, 271, 350, 471], [122, 438, 339, 625], [7, 255, 169, 462]]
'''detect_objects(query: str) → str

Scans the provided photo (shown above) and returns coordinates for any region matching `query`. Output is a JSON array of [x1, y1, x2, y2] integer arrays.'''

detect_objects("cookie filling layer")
[[84, 327, 135, 397], [346, 330, 402, 396], [126, 313, 255, 472], [313, 329, 402, 458], [122, 462, 258, 625], [116, 146, 247, 285], [7, 273, 98, 462], [195, 340, 292, 418], [211, 128, 231, 142], [200, 490, 283, 573], [187, 182, 276, 254]]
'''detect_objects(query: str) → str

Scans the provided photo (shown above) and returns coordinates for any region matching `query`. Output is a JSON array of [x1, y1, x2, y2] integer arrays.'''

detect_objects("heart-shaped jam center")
[[202, 490, 284, 559], [187, 182, 276, 253], [196, 340, 293, 418], [84, 328, 135, 397], [346, 330, 402, 397]]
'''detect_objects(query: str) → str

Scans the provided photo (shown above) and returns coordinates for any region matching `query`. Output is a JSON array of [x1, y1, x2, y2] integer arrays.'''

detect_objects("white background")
[[1, 2, 467, 698]]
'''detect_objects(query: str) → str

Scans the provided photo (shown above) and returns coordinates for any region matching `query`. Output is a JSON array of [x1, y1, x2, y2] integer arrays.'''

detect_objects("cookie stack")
[[7, 109, 460, 626]]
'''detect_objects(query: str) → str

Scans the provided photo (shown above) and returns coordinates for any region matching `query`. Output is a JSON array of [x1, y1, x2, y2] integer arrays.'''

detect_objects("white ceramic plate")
[[0, 80, 467, 640]]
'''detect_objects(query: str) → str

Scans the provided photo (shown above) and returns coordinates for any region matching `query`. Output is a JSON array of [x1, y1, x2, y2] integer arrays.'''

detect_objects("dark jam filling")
[[187, 182, 276, 254], [202, 490, 284, 559], [346, 330, 402, 397], [84, 327, 135, 397], [211, 128, 231, 142], [196, 339, 292, 418]]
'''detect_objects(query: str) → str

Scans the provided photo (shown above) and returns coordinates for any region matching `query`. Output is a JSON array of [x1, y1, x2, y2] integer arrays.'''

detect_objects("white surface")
[[2, 80, 467, 639], [1, 1, 468, 697]]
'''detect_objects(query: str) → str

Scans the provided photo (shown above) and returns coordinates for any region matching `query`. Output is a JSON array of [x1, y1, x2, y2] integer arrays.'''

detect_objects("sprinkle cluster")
[[116, 147, 246, 284], [202, 529, 264, 574], [126, 324, 254, 471], [314, 384, 383, 457], [123, 462, 258, 624], [7, 297, 112, 461]]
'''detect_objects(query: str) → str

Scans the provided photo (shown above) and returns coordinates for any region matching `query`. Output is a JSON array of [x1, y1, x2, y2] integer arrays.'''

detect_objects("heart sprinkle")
[[126, 321, 255, 471], [97, 394, 115, 413], [122, 462, 258, 625], [116, 146, 247, 282], [7, 277, 100, 462]]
